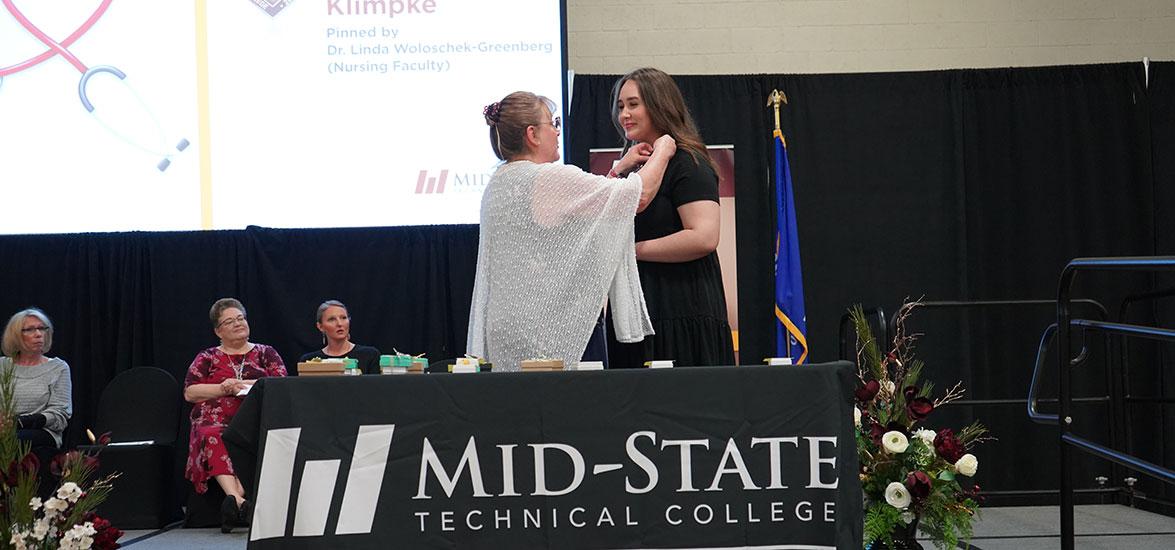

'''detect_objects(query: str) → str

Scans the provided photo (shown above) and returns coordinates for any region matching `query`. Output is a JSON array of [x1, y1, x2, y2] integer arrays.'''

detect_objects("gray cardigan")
[[7, 357, 72, 447]]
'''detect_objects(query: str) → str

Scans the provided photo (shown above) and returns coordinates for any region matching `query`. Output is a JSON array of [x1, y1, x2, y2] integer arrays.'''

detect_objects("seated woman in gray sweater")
[[1, 308, 73, 457]]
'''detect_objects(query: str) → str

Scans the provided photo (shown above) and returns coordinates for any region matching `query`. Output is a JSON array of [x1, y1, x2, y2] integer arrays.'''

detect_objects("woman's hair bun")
[[483, 102, 503, 126]]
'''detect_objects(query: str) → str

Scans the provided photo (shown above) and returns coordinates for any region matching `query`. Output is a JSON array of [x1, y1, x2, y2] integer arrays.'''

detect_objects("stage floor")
[[115, 504, 1175, 549]]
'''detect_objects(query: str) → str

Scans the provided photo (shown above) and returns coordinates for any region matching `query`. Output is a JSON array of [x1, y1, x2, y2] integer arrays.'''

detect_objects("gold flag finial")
[[767, 89, 788, 133], [768, 89, 788, 144]]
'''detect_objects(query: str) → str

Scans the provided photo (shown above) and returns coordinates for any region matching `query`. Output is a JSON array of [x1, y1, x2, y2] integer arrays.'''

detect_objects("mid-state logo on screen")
[[415, 169, 448, 194], [250, 0, 294, 17], [415, 170, 492, 194]]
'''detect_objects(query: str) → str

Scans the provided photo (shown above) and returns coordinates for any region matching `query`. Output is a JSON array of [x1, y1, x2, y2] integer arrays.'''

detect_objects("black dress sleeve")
[[667, 150, 720, 207]]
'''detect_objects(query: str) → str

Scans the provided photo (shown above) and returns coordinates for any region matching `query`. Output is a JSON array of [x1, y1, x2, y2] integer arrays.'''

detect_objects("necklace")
[[227, 353, 249, 380], [220, 342, 253, 379]]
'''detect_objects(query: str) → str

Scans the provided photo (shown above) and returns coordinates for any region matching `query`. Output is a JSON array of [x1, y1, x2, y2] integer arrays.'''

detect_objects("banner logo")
[[251, 425, 396, 540], [251, 425, 840, 544]]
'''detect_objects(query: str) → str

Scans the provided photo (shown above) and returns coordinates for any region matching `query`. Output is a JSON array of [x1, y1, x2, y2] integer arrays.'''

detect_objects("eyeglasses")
[[218, 315, 247, 328], [21, 326, 50, 334], [536, 116, 561, 131]]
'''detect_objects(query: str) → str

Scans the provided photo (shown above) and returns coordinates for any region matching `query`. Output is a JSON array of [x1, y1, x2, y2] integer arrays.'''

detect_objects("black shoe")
[[220, 495, 238, 534], [238, 499, 253, 526]]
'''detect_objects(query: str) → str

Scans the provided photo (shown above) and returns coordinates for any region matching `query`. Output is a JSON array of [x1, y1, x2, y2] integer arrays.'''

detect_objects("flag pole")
[[768, 87, 807, 364]]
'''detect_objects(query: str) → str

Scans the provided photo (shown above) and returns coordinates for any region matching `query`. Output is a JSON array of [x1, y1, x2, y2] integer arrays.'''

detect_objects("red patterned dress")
[[184, 344, 286, 493]]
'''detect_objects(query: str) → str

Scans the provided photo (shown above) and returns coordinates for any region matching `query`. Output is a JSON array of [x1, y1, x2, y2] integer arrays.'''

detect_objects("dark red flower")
[[868, 422, 886, 445], [85, 513, 123, 550], [906, 396, 934, 420], [959, 483, 985, 504], [905, 470, 933, 500], [855, 380, 880, 402], [935, 428, 965, 463], [4, 452, 40, 486], [20, 452, 39, 476], [49, 450, 77, 478]]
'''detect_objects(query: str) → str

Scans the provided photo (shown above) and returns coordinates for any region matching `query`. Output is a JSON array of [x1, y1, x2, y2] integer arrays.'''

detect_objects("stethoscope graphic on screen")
[[0, 0, 188, 171]]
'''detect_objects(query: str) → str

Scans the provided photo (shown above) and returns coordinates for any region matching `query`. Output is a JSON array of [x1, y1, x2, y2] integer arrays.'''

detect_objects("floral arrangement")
[[850, 302, 990, 550], [0, 362, 122, 550]]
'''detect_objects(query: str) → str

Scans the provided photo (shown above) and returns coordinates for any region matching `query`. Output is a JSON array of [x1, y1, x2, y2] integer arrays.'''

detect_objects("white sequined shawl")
[[466, 161, 653, 371]]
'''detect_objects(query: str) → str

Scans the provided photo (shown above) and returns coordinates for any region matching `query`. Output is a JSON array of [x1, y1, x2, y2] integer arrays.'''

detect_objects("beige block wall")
[[567, 0, 1175, 74]]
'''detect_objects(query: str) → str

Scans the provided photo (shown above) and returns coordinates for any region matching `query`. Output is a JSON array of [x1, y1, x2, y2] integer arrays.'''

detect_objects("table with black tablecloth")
[[225, 363, 863, 549]]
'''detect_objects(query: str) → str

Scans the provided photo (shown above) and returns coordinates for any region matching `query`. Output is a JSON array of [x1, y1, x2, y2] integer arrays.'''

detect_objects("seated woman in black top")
[[298, 300, 381, 374]]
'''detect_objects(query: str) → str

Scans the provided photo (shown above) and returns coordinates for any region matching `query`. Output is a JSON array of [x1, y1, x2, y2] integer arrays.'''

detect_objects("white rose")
[[900, 511, 916, 525], [854, 407, 862, 427], [913, 428, 936, 447], [882, 380, 896, 395], [885, 481, 911, 509], [28, 497, 41, 510], [882, 431, 909, 454], [31, 519, 49, 541], [57, 481, 83, 503], [42, 497, 67, 517], [955, 453, 978, 476]]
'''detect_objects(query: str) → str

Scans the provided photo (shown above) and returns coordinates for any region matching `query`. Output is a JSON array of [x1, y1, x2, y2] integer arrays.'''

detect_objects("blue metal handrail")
[[1055, 256, 1175, 550], [1027, 323, 1060, 425]]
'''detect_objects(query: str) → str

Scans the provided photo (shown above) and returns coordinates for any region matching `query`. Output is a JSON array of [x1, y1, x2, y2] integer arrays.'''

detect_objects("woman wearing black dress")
[[607, 67, 735, 367], [299, 300, 381, 374]]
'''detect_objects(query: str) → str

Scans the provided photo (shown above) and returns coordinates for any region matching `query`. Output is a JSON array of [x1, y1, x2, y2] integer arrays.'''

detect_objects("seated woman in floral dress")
[[183, 297, 286, 533]]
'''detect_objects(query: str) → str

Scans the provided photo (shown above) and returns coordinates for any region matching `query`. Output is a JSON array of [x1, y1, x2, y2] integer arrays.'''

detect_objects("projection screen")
[[0, 0, 568, 234]]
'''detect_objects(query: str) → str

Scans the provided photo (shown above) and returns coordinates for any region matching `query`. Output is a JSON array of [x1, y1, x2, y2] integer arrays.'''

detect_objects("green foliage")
[[850, 305, 886, 381], [958, 420, 989, 446], [908, 360, 931, 397], [863, 502, 902, 548], [918, 496, 978, 550]]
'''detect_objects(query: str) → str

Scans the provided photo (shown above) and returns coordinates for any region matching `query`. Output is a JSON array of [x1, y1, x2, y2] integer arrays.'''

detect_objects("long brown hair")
[[484, 91, 555, 161], [610, 68, 716, 173]]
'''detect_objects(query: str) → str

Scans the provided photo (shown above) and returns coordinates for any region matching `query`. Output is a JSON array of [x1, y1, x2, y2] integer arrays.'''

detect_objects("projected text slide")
[[0, 0, 565, 234]]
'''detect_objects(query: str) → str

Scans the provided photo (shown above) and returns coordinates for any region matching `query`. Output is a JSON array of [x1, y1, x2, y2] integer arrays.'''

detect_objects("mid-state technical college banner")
[[225, 364, 863, 549]]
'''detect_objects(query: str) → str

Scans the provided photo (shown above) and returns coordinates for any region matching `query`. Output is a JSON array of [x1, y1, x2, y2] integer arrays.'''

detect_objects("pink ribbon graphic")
[[0, 0, 113, 76]]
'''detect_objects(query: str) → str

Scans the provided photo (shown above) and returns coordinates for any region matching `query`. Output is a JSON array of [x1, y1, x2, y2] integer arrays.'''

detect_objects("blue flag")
[[774, 129, 808, 363]]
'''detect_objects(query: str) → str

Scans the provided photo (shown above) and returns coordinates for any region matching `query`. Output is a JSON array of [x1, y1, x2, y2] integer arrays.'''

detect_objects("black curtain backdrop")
[[1, 61, 1172, 506], [1138, 61, 1175, 509]]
